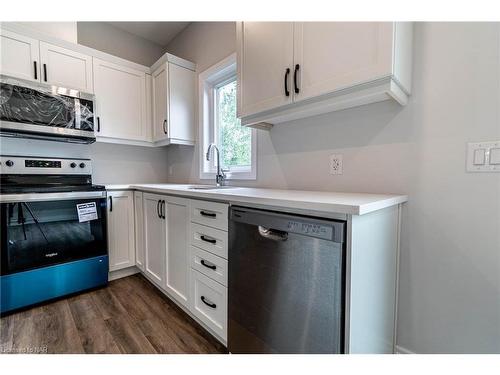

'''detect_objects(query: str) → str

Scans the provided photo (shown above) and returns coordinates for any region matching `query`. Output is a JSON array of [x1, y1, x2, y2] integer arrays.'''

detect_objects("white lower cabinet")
[[143, 192, 166, 287], [164, 195, 190, 307], [134, 191, 145, 272], [191, 246, 228, 287], [190, 269, 227, 340], [136, 194, 228, 343], [107, 190, 136, 271]]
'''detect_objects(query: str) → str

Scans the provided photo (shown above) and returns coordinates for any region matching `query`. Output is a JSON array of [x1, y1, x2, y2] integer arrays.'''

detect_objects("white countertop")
[[106, 183, 407, 215]]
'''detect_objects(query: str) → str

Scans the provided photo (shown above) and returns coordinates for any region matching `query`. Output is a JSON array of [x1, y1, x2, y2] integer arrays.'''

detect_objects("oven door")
[[0, 78, 96, 143], [0, 192, 107, 276]]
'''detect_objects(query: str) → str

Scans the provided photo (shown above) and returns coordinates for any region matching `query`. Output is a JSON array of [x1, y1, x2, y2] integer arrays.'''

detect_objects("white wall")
[[165, 22, 500, 353], [77, 22, 165, 66], [0, 138, 169, 184]]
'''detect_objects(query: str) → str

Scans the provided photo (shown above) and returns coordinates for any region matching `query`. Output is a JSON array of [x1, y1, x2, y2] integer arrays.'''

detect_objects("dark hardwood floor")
[[0, 274, 227, 354]]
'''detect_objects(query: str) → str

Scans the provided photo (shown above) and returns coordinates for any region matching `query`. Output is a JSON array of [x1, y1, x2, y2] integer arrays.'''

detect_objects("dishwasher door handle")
[[258, 226, 288, 241]]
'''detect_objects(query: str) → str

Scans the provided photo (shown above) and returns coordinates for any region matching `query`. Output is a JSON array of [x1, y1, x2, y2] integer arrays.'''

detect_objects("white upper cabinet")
[[107, 191, 136, 272], [0, 25, 196, 147], [237, 22, 413, 127], [236, 22, 294, 118], [293, 22, 393, 102], [39, 41, 93, 92], [152, 63, 169, 142], [152, 60, 195, 146], [93, 58, 148, 141], [0, 29, 40, 82]]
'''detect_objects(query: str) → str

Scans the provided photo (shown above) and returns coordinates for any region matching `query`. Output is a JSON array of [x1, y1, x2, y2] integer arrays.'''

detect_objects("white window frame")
[[199, 53, 257, 181]]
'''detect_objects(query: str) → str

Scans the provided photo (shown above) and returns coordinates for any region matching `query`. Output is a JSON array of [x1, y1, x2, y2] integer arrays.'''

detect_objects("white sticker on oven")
[[77, 202, 98, 222]]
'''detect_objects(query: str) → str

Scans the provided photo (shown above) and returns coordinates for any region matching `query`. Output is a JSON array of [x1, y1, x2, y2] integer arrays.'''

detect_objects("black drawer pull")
[[201, 296, 216, 309], [201, 260, 216, 270], [33, 61, 37, 80], [97, 116, 100, 132], [43, 63, 47, 82], [200, 235, 216, 244], [200, 210, 216, 218]]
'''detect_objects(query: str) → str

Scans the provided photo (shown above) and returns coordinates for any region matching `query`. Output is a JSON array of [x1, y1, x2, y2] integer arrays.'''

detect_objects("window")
[[199, 54, 256, 180]]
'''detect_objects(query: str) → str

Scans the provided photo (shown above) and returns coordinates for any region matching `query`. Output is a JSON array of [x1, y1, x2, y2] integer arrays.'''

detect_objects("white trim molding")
[[198, 53, 257, 181]]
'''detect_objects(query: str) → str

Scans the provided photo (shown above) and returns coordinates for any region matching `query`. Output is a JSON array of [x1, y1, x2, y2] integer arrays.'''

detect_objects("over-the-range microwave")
[[0, 75, 96, 144]]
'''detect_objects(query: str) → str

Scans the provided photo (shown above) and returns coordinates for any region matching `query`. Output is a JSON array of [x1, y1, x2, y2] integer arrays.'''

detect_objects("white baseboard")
[[395, 345, 416, 354], [108, 266, 140, 281]]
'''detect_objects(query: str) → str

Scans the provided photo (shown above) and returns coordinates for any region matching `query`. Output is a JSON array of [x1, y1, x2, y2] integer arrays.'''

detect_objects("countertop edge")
[[105, 184, 408, 216]]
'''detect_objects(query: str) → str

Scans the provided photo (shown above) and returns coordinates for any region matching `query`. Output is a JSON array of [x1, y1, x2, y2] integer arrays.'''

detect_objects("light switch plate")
[[467, 141, 500, 172]]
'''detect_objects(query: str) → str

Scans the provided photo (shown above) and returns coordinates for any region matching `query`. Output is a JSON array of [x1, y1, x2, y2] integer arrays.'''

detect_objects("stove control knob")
[[70, 162, 77, 168], [79, 162, 86, 169], [5, 160, 14, 167]]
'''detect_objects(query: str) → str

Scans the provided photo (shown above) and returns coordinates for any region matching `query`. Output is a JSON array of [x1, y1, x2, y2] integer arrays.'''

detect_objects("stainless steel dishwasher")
[[228, 206, 346, 354]]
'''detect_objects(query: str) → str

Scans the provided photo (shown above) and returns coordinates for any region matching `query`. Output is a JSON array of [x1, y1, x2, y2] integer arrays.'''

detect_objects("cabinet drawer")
[[191, 246, 227, 286], [190, 200, 228, 231], [190, 269, 227, 340], [190, 223, 228, 259]]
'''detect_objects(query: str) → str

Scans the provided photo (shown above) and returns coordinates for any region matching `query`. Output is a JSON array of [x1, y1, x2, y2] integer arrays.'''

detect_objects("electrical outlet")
[[330, 154, 343, 175]]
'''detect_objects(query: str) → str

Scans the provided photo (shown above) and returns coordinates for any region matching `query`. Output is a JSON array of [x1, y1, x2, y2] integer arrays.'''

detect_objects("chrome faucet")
[[206, 143, 226, 186]]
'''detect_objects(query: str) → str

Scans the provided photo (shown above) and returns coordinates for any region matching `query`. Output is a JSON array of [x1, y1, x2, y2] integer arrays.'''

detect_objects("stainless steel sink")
[[187, 185, 237, 190]]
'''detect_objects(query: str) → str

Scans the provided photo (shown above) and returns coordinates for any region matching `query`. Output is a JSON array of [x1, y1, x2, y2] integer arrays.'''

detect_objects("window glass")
[[215, 79, 251, 169]]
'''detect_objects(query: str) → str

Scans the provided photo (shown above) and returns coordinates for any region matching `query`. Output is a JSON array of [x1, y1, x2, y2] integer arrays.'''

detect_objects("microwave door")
[[0, 79, 96, 143]]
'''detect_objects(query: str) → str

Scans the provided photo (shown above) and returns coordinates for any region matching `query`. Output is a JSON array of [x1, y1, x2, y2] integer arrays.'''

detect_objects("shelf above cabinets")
[[236, 22, 413, 128]]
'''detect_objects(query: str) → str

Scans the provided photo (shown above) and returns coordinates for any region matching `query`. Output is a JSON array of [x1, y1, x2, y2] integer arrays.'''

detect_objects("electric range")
[[0, 155, 109, 314]]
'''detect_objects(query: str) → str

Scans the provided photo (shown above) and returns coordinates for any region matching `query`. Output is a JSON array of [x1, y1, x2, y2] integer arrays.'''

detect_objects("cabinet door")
[[152, 63, 169, 142], [164, 196, 190, 307], [168, 63, 195, 143], [93, 58, 148, 141], [39, 41, 93, 92], [293, 22, 393, 102], [0, 29, 40, 82], [143, 193, 166, 287], [134, 191, 145, 272], [108, 191, 136, 271], [237, 22, 294, 118]]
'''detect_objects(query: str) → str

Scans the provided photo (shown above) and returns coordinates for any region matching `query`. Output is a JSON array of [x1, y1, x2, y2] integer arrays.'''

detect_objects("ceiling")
[[106, 22, 190, 47]]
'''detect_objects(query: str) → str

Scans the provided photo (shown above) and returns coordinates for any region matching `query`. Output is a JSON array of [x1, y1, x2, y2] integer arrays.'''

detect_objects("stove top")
[[0, 184, 106, 195], [0, 155, 101, 195]]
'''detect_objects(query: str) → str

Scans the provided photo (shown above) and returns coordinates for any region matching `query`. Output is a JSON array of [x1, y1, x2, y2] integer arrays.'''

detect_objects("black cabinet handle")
[[293, 64, 300, 94], [33, 61, 37, 80], [163, 119, 167, 134], [284, 67, 290, 97], [201, 260, 216, 270], [201, 296, 216, 309], [157, 200, 161, 218], [161, 200, 165, 219], [200, 235, 216, 244], [43, 63, 47, 82], [200, 210, 216, 218], [109, 196, 113, 212], [96, 117, 100, 132]]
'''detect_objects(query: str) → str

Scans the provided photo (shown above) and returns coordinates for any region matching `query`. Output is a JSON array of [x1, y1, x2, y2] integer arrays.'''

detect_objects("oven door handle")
[[0, 191, 107, 203]]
